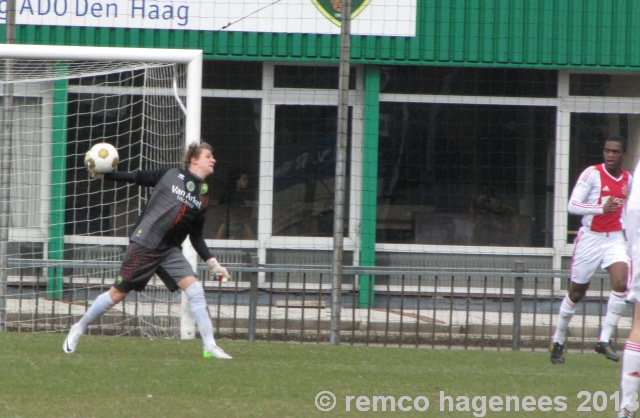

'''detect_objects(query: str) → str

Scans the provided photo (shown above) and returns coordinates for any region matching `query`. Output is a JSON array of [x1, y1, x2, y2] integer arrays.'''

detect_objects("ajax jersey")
[[568, 163, 630, 233]]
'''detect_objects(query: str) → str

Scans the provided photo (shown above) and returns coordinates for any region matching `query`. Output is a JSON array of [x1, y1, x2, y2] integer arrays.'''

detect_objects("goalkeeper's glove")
[[206, 257, 230, 282], [84, 152, 104, 180]]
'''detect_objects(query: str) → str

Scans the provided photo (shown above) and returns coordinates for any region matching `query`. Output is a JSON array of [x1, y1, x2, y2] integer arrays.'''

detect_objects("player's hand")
[[206, 257, 230, 282], [86, 167, 104, 180], [603, 197, 621, 213], [85, 152, 104, 180]]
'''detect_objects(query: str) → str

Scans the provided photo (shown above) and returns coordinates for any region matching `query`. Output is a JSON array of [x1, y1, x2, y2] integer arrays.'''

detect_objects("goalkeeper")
[[63, 142, 232, 360]]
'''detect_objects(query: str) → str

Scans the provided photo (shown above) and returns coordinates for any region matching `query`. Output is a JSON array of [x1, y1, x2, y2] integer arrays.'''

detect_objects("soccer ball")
[[85, 143, 119, 174]]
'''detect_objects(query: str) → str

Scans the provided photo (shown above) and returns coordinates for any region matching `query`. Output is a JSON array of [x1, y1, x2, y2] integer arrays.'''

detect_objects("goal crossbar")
[[0, 44, 203, 143], [0, 44, 202, 64]]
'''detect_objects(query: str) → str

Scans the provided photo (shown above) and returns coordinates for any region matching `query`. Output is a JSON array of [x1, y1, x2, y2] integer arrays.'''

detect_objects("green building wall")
[[3, 0, 640, 70]]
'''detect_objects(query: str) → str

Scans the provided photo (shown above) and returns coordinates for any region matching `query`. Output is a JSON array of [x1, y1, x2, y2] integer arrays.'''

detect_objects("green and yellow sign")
[[312, 0, 372, 26]]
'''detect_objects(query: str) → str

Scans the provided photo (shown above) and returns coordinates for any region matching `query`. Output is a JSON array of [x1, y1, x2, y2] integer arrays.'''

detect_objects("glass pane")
[[274, 65, 356, 89], [202, 61, 262, 90], [377, 103, 556, 247], [66, 93, 144, 237], [567, 114, 638, 241], [273, 105, 350, 237], [381, 66, 557, 97], [570, 74, 640, 97], [9, 97, 42, 227], [200, 98, 261, 240]]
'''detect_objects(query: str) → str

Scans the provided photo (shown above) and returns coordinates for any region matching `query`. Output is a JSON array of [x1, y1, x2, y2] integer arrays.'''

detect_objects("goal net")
[[0, 44, 203, 339]]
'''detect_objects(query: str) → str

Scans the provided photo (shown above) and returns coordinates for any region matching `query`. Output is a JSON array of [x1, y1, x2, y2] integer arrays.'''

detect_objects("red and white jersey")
[[568, 163, 631, 232]]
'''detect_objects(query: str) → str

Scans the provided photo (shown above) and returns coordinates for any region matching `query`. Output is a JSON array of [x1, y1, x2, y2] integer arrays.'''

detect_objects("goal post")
[[0, 44, 202, 338]]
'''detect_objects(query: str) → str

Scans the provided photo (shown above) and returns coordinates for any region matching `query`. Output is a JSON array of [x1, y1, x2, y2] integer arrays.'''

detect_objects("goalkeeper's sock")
[[185, 281, 215, 347], [76, 291, 116, 332], [552, 295, 576, 345], [600, 291, 628, 342], [621, 342, 640, 409]]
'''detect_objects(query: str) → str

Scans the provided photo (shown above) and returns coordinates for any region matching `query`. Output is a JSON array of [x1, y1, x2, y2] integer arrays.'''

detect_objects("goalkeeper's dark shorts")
[[114, 242, 196, 293]]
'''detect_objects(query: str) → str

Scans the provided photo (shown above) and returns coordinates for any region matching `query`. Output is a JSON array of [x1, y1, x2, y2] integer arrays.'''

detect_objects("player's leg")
[[63, 286, 128, 354], [620, 252, 640, 417], [550, 281, 589, 364], [161, 251, 232, 359], [619, 302, 640, 417], [550, 230, 599, 364], [64, 242, 158, 354], [177, 276, 232, 359], [596, 261, 627, 360], [596, 237, 629, 362], [76, 286, 128, 331]]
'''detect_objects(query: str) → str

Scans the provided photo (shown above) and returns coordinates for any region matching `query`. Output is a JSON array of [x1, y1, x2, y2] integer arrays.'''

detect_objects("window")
[[274, 65, 356, 89], [381, 66, 557, 97], [570, 73, 640, 97], [200, 98, 261, 240], [377, 103, 555, 247], [202, 61, 262, 90], [272, 105, 350, 237], [9, 97, 45, 229]]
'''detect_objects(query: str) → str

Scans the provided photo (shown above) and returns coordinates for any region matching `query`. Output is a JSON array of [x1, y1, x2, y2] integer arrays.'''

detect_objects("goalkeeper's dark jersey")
[[104, 168, 213, 261]]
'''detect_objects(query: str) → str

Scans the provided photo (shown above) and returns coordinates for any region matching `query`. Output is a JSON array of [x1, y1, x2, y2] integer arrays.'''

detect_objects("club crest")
[[312, 0, 372, 26]]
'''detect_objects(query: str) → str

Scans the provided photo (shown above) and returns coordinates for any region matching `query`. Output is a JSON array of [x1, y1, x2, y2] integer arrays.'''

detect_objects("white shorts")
[[570, 227, 629, 284]]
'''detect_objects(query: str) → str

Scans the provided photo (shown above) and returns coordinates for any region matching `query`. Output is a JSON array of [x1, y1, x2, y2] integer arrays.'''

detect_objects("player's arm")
[[567, 169, 605, 215], [190, 215, 230, 282], [624, 172, 634, 209], [100, 169, 169, 187], [189, 215, 213, 261]]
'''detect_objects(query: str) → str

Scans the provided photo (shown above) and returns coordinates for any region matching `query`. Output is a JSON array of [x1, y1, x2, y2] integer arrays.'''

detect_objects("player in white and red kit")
[[617, 158, 640, 418], [550, 135, 631, 365]]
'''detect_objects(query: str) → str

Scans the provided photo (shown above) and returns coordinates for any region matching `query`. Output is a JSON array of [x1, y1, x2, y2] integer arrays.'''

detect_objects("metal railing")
[[4, 258, 625, 353]]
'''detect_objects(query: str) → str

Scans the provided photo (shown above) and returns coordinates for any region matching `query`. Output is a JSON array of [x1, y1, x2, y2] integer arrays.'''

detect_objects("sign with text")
[[0, 0, 417, 36]]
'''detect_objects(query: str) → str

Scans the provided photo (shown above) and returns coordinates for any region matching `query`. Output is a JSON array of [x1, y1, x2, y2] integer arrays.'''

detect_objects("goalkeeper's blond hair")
[[183, 142, 213, 169]]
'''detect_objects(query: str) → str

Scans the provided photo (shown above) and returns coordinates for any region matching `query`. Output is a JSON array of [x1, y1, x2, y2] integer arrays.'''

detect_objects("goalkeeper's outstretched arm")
[[87, 168, 169, 187]]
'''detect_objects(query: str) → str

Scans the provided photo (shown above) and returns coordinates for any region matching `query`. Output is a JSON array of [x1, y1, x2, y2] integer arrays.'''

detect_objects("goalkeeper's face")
[[191, 149, 216, 178]]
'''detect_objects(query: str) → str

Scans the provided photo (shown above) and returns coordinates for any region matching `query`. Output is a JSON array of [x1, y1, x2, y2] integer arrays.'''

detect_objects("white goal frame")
[[0, 44, 202, 142], [0, 44, 203, 339]]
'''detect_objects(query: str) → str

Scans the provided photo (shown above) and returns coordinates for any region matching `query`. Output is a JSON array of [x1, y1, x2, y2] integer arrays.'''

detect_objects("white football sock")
[[76, 291, 115, 332], [553, 295, 576, 345], [600, 291, 628, 342], [185, 281, 215, 348], [621, 342, 640, 410]]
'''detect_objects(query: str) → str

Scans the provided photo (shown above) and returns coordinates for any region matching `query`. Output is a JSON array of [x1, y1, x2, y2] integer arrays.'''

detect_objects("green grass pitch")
[[0, 333, 625, 417]]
